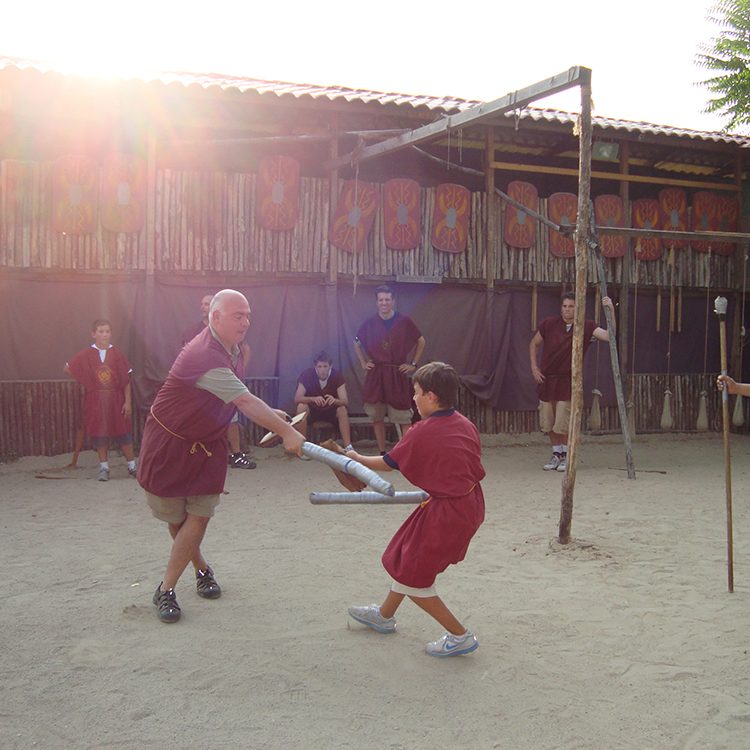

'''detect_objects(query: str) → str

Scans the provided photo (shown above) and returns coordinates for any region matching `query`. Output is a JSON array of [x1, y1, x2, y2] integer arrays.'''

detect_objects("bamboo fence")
[[0, 159, 737, 289]]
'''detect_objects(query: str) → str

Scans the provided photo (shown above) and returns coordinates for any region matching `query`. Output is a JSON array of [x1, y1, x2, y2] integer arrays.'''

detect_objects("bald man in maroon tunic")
[[529, 292, 614, 473], [138, 289, 304, 624], [354, 285, 425, 454]]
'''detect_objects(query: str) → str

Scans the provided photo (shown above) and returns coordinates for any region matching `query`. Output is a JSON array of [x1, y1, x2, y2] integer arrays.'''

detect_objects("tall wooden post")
[[559, 72, 593, 545], [618, 141, 631, 386], [485, 126, 497, 349]]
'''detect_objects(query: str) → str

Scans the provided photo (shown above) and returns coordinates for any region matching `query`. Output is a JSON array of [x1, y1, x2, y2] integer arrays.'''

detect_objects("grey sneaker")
[[98, 467, 110, 482], [128, 466, 137, 477], [543, 452, 562, 471], [556, 456, 567, 472], [348, 604, 396, 634], [425, 630, 479, 657]]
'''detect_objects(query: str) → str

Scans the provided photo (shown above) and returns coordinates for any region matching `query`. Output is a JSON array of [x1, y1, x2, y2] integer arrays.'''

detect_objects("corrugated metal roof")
[[1, 55, 748, 147]]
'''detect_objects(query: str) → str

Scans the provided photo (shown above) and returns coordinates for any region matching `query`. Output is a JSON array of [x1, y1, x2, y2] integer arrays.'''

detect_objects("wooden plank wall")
[[0, 159, 736, 289]]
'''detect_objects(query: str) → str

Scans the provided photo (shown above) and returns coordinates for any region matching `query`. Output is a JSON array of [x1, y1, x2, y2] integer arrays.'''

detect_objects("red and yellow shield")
[[658, 188, 687, 249], [594, 194, 627, 258], [256, 155, 300, 231], [631, 198, 662, 260], [329, 180, 379, 253], [100, 154, 146, 233], [431, 183, 470, 253], [548, 192, 577, 257], [691, 191, 719, 253], [51, 154, 97, 234], [383, 178, 421, 250], [503, 180, 537, 249]]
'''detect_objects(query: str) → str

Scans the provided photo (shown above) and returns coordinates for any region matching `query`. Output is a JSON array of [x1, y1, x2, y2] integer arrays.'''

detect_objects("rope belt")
[[149, 406, 213, 457], [420, 482, 478, 509]]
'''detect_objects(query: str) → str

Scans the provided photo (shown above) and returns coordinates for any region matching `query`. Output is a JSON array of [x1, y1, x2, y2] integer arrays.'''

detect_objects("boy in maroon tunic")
[[347, 362, 485, 657], [529, 292, 614, 472], [138, 290, 304, 623], [65, 319, 136, 482]]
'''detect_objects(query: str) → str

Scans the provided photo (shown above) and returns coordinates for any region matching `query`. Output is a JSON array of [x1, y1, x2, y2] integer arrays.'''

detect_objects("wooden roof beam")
[[323, 66, 590, 170]]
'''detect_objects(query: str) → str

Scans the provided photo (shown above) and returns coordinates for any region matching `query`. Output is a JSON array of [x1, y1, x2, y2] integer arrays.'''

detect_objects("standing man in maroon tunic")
[[529, 292, 614, 473], [138, 289, 304, 624], [64, 319, 137, 482], [354, 285, 425, 454]]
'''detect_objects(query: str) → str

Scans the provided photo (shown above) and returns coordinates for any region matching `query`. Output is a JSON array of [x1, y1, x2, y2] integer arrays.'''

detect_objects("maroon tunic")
[[381, 409, 485, 588], [536, 316, 597, 402], [137, 327, 247, 497], [67, 346, 132, 438], [181, 320, 206, 347], [298, 367, 345, 422], [357, 313, 421, 410]]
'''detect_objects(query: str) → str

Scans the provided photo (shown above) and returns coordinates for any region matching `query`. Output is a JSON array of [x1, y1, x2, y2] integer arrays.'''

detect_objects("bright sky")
[[0, 0, 734, 134]]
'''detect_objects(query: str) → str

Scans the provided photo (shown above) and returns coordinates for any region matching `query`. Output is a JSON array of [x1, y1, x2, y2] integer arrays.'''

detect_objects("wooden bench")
[[308, 414, 403, 444]]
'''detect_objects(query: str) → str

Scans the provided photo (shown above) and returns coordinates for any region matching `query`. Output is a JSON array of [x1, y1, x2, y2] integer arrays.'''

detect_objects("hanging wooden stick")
[[531, 283, 538, 332], [656, 288, 662, 332], [714, 295, 734, 593]]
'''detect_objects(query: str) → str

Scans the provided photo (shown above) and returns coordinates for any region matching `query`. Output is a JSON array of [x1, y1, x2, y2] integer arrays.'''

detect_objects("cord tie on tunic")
[[150, 406, 214, 457]]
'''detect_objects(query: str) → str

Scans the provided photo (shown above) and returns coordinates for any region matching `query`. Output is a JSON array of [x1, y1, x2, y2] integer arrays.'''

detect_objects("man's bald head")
[[209, 290, 252, 349]]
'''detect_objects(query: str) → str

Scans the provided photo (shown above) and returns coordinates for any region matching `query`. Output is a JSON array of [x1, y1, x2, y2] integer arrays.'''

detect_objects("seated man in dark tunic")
[[294, 350, 352, 450]]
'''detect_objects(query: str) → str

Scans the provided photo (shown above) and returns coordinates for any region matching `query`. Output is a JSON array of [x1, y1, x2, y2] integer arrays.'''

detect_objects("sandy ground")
[[2, 431, 750, 750]]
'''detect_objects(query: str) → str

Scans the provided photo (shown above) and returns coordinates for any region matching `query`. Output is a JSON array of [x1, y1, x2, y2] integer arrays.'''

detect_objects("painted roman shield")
[[51, 154, 97, 234], [503, 180, 537, 249], [100, 154, 146, 233], [383, 178, 421, 250], [714, 194, 739, 256], [658, 188, 687, 249], [256, 154, 300, 231], [329, 180, 379, 253], [631, 198, 662, 260], [691, 191, 719, 253], [594, 194, 627, 258], [431, 183, 470, 253], [547, 192, 577, 257]]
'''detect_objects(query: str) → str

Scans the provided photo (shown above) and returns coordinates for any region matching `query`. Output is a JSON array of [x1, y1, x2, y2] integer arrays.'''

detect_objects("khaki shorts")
[[146, 491, 221, 525], [363, 402, 412, 424], [538, 400, 571, 435]]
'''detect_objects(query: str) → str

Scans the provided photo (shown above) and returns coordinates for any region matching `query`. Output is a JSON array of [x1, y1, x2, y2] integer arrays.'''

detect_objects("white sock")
[[560, 447, 567, 455], [553, 445, 563, 454], [127, 460, 136, 470], [100, 461, 109, 470]]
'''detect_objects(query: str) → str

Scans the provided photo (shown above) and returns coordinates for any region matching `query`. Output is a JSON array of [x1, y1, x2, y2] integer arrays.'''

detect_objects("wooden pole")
[[593, 248, 636, 478], [715, 295, 734, 593], [559, 71, 592, 545]]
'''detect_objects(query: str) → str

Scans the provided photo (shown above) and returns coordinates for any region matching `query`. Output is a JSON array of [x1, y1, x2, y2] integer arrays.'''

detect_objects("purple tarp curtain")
[[0, 276, 731, 416]]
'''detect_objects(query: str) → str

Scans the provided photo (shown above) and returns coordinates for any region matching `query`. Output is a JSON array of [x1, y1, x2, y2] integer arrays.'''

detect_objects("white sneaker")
[[543, 452, 562, 471], [556, 456, 567, 472], [347, 604, 396, 634], [425, 630, 479, 657], [98, 468, 110, 482]]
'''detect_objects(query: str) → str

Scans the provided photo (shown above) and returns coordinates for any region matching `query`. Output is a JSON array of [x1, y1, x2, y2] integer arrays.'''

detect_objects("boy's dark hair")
[[413, 361, 459, 408], [561, 292, 576, 303], [375, 284, 395, 297], [91, 318, 111, 331], [313, 350, 332, 364]]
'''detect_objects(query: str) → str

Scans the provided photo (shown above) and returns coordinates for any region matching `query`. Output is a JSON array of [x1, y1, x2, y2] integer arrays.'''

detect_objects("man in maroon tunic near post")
[[529, 292, 614, 473], [354, 285, 425, 454], [346, 362, 485, 657], [138, 289, 304, 623], [64, 318, 137, 482]]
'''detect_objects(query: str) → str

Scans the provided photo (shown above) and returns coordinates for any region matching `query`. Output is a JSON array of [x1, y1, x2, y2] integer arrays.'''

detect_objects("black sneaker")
[[196, 566, 222, 599], [229, 452, 256, 469], [152, 584, 181, 623]]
